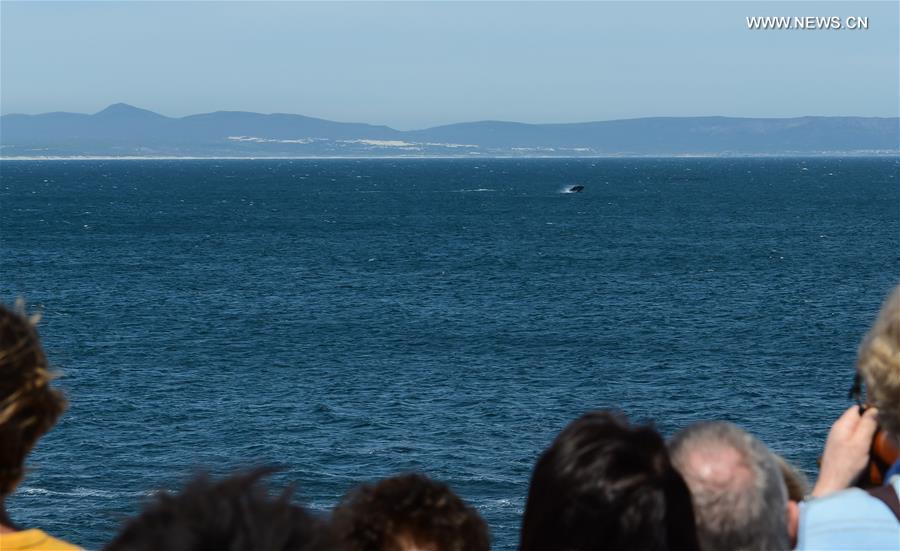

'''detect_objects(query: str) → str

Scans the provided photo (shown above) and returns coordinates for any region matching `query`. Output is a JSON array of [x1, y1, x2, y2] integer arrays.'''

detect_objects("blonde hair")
[[857, 285, 900, 444], [0, 301, 67, 496]]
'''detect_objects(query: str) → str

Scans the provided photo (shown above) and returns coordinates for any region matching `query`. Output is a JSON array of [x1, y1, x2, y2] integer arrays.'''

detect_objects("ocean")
[[1, 157, 898, 549]]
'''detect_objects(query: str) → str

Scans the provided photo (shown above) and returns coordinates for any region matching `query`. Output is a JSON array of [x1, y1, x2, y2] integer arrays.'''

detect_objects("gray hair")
[[669, 422, 789, 551]]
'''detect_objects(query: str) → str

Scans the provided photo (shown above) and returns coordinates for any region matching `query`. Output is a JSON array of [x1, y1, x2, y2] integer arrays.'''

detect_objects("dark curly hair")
[[332, 473, 490, 551], [104, 468, 333, 551], [0, 302, 67, 497]]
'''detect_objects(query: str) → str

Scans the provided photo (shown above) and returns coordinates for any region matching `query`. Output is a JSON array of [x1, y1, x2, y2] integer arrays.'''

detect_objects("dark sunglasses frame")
[[849, 373, 867, 415]]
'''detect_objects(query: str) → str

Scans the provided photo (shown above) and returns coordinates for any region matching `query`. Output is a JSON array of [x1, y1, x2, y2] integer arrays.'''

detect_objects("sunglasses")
[[849, 373, 867, 415]]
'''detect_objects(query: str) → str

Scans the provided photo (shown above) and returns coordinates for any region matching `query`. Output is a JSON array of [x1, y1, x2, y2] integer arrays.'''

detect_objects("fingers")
[[830, 406, 863, 437], [838, 405, 860, 422], [855, 407, 879, 442], [811, 405, 880, 498], [833, 405, 877, 436]]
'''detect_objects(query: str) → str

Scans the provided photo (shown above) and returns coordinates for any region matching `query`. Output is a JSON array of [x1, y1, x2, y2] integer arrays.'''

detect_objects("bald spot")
[[681, 444, 754, 493]]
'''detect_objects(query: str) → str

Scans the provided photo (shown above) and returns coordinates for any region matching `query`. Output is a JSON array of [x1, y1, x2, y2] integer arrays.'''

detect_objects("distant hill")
[[1, 104, 897, 157]]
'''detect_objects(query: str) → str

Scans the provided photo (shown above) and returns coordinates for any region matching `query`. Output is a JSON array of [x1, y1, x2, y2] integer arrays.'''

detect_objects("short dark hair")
[[104, 468, 332, 551], [520, 411, 700, 551], [0, 302, 67, 497], [332, 472, 490, 551]]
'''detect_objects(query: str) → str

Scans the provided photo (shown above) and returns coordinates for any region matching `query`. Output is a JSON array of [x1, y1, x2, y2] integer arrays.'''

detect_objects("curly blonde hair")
[[857, 285, 900, 445], [0, 302, 67, 496]]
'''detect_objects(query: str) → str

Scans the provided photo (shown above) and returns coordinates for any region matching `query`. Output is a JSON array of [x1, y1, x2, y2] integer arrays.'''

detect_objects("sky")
[[1, 1, 898, 130]]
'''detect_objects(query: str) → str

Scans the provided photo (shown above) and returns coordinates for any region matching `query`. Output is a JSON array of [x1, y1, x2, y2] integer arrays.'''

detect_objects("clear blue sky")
[[1, 1, 897, 129]]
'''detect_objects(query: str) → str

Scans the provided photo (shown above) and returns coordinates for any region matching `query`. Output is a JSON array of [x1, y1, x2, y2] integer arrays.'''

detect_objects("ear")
[[786, 500, 800, 547]]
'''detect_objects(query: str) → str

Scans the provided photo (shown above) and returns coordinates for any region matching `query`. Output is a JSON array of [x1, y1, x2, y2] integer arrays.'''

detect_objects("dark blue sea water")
[[1, 158, 898, 549]]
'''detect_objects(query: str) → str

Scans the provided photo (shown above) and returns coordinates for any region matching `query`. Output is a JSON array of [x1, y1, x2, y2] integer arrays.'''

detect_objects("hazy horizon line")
[[4, 153, 899, 162], [2, 103, 898, 132]]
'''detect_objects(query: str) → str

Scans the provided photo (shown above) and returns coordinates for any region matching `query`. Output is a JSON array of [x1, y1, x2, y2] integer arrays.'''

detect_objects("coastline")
[[2, 152, 899, 161]]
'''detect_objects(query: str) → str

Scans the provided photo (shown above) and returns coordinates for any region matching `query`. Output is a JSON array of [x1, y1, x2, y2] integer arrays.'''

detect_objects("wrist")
[[810, 477, 847, 498]]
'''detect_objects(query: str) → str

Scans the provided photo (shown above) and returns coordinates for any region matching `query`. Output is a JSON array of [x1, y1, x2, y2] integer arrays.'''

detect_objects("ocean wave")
[[474, 497, 524, 514], [19, 487, 155, 499]]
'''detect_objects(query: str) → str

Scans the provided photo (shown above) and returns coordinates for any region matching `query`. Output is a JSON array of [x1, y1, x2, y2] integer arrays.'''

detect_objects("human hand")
[[811, 405, 879, 498]]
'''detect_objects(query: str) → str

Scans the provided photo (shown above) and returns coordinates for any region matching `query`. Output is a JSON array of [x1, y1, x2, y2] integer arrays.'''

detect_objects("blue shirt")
[[796, 466, 900, 550], [886, 459, 900, 482]]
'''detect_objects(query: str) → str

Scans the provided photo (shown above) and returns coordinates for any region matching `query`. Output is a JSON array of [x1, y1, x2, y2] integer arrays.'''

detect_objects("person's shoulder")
[[796, 488, 899, 550], [0, 529, 82, 551], [801, 486, 898, 523]]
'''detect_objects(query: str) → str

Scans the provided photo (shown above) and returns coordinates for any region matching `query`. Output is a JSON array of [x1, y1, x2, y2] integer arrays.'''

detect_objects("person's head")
[[331, 472, 489, 551], [772, 453, 809, 503], [104, 468, 331, 551], [857, 284, 900, 444], [0, 302, 67, 498], [669, 422, 796, 551], [519, 411, 700, 551]]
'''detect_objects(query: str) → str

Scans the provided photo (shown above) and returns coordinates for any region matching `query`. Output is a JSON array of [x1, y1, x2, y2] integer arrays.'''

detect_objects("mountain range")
[[1, 103, 898, 157]]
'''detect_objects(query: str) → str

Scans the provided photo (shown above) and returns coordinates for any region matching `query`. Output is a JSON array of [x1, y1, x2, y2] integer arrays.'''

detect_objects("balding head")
[[669, 422, 789, 551]]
